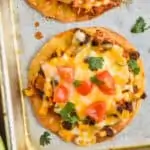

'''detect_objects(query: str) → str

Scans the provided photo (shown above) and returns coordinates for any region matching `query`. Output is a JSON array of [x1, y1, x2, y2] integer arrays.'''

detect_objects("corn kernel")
[[121, 110, 130, 119], [23, 88, 35, 96], [39, 100, 49, 116]]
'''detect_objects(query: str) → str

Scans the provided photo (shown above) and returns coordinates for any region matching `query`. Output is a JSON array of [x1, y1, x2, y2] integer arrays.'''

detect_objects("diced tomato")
[[85, 101, 106, 122], [57, 66, 74, 83], [96, 71, 116, 95], [75, 81, 92, 96], [53, 85, 68, 103]]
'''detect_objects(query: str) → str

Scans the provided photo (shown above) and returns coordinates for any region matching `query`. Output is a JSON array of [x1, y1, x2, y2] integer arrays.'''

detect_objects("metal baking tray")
[[0, 0, 150, 149]]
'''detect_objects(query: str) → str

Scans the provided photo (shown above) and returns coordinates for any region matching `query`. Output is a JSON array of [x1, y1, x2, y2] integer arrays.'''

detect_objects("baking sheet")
[[1, 0, 150, 149]]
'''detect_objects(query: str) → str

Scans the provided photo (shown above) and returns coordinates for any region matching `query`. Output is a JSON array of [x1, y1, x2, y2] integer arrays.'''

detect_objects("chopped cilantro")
[[73, 80, 81, 87], [69, 115, 78, 124], [40, 131, 51, 146], [60, 102, 79, 124], [127, 59, 140, 75], [87, 57, 104, 71], [90, 75, 104, 86], [131, 17, 150, 33]]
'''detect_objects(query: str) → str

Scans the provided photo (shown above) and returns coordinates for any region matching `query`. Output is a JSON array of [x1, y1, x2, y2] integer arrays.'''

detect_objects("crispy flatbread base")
[[28, 27, 145, 145], [26, 0, 121, 22]]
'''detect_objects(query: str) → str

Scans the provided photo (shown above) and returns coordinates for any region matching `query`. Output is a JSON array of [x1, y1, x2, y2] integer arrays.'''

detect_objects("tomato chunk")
[[96, 71, 116, 95], [74, 80, 93, 96], [53, 85, 68, 103], [57, 66, 74, 83], [85, 101, 106, 122]]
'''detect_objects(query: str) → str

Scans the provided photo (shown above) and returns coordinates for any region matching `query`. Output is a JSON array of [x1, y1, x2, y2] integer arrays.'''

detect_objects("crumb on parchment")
[[34, 31, 43, 40]]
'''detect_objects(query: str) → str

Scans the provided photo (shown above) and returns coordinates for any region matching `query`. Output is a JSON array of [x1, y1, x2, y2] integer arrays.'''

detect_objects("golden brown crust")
[[30, 96, 61, 133], [95, 99, 142, 143], [27, 27, 145, 145], [26, 0, 121, 22]]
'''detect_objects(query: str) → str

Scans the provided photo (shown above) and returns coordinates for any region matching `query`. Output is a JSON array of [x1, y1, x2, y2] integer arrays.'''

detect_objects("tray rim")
[[0, 10, 13, 150], [0, 0, 29, 149]]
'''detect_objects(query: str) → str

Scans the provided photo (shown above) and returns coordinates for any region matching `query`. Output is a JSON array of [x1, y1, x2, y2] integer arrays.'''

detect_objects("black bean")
[[50, 79, 59, 87], [54, 80, 59, 86], [91, 39, 99, 46], [117, 101, 133, 113], [83, 57, 90, 63], [103, 126, 114, 137], [124, 101, 133, 112], [129, 51, 140, 60], [88, 119, 96, 125], [50, 52, 57, 58], [117, 105, 124, 113], [140, 92, 147, 99], [62, 121, 73, 130], [83, 116, 96, 126], [106, 128, 114, 137]]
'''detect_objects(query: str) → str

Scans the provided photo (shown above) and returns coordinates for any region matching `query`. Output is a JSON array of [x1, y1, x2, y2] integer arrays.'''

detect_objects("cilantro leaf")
[[87, 57, 104, 71], [131, 17, 150, 33], [40, 131, 51, 146], [60, 102, 79, 124], [69, 115, 78, 124], [73, 80, 81, 87], [90, 76, 104, 86], [127, 59, 140, 75]]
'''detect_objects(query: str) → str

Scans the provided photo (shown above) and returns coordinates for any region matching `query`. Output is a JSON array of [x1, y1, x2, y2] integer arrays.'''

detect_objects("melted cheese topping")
[[41, 43, 131, 121]]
